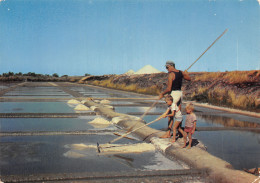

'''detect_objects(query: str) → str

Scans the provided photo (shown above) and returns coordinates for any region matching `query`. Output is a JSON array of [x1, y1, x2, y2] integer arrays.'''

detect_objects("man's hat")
[[165, 61, 175, 67]]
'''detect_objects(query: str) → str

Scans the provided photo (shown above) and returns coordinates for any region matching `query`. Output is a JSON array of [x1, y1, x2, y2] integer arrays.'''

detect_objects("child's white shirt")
[[169, 103, 183, 121]]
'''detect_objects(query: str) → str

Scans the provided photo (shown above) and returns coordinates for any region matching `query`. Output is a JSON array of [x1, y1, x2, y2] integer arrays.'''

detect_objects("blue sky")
[[0, 0, 259, 76]]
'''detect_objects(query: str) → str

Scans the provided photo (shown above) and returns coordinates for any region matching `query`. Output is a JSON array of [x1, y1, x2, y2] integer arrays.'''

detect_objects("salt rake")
[[97, 117, 162, 153]]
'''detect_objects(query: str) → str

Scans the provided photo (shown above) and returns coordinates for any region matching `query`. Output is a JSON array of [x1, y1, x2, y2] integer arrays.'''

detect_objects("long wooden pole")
[[186, 29, 228, 71], [109, 118, 161, 144]]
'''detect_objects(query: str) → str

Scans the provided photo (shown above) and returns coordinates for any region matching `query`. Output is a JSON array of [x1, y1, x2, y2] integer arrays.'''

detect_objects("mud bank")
[[82, 99, 258, 183]]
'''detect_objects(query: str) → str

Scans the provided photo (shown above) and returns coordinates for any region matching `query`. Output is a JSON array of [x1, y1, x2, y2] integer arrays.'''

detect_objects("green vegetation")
[[0, 71, 72, 82]]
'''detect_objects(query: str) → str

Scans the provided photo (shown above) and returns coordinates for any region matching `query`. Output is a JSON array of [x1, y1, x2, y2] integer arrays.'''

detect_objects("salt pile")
[[74, 104, 90, 111], [103, 105, 114, 110], [99, 143, 155, 153], [67, 99, 81, 104], [64, 142, 155, 156], [100, 99, 111, 104], [63, 151, 86, 158], [80, 100, 87, 104], [124, 69, 135, 75], [88, 117, 110, 124], [134, 65, 161, 75]]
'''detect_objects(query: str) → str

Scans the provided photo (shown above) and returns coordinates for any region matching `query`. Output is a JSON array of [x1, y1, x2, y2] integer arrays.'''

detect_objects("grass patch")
[[90, 79, 161, 95], [191, 86, 257, 110], [194, 70, 260, 84]]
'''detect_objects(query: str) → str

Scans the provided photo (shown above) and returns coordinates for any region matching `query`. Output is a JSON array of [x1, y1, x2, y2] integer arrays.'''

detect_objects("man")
[[158, 60, 191, 139], [159, 60, 191, 107]]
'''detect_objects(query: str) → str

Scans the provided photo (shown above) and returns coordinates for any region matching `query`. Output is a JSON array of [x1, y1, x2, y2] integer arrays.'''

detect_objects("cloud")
[[258, 0, 260, 5]]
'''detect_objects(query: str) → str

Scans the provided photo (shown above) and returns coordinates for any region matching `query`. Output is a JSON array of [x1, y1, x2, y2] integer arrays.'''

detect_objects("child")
[[182, 103, 197, 149], [159, 95, 183, 142]]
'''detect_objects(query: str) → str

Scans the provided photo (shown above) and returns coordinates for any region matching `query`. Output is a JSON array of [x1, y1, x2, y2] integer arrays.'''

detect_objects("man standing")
[[159, 60, 191, 107], [159, 60, 191, 139]]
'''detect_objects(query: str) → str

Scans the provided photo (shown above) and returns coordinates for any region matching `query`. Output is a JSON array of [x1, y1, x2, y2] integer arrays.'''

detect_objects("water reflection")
[[197, 114, 260, 128]]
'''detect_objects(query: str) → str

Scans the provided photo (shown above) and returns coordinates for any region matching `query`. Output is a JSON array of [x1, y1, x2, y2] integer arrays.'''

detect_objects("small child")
[[159, 95, 183, 142], [182, 103, 197, 149]]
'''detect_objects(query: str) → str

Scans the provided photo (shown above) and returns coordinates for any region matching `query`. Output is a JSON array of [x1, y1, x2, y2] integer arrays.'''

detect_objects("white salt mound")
[[71, 143, 96, 150], [90, 106, 97, 111], [64, 151, 85, 158], [100, 99, 111, 104], [74, 104, 90, 111], [124, 69, 135, 75], [88, 117, 110, 124], [101, 143, 155, 153], [67, 99, 81, 104], [104, 105, 114, 110], [135, 65, 161, 74], [64, 142, 155, 154], [81, 100, 87, 104]]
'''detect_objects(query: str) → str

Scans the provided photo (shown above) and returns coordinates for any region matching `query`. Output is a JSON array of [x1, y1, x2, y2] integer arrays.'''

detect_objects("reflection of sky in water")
[[0, 86, 9, 90], [70, 86, 149, 99], [7, 87, 64, 93], [109, 101, 134, 105], [3, 87, 72, 98], [0, 102, 75, 113], [115, 106, 165, 113], [197, 114, 260, 128], [193, 131, 260, 170], [0, 117, 97, 132]]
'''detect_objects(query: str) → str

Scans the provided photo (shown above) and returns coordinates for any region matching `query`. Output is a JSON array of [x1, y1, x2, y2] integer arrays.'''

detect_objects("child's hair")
[[165, 95, 173, 102], [186, 102, 194, 111]]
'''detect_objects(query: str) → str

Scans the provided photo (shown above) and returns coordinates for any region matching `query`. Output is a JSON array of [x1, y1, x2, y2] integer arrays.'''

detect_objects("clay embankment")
[[79, 70, 260, 113], [82, 99, 258, 183]]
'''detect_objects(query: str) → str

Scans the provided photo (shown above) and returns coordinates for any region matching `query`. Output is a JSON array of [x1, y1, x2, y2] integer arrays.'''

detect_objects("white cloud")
[[257, 0, 260, 5]]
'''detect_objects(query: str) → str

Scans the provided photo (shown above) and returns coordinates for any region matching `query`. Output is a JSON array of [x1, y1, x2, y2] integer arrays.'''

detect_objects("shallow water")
[[115, 106, 165, 113], [1, 82, 259, 175], [0, 102, 83, 113], [0, 117, 97, 132], [0, 83, 188, 176], [0, 135, 185, 176]]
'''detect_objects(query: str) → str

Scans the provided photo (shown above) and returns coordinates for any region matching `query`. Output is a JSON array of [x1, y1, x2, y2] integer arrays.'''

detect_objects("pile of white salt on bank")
[[74, 104, 90, 111], [64, 142, 155, 157], [88, 117, 110, 125], [67, 99, 81, 104], [100, 99, 111, 104]]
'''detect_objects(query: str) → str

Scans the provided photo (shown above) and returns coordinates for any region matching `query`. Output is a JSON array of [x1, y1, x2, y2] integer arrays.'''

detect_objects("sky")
[[0, 0, 259, 76]]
